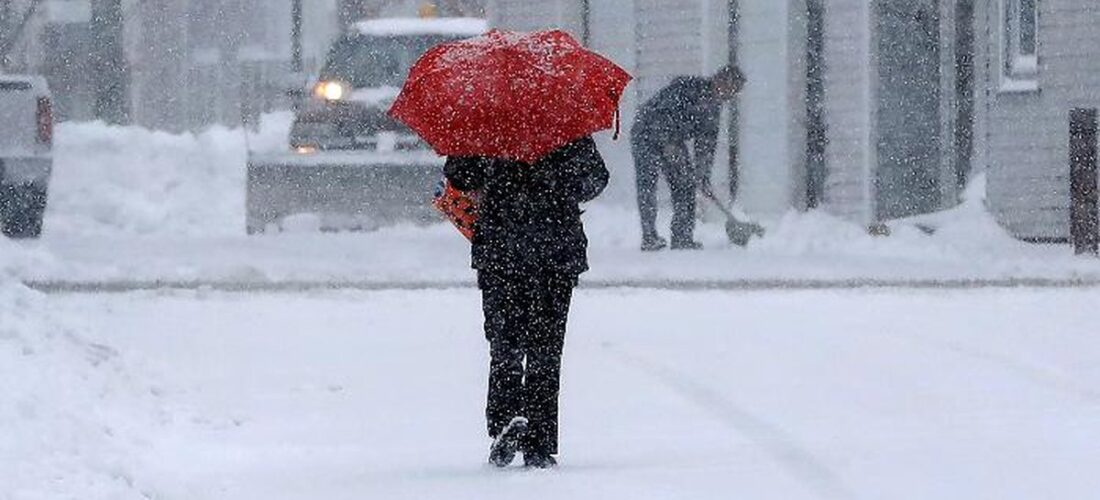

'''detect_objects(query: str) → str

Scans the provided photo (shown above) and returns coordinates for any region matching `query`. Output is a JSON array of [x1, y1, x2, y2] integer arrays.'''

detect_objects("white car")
[[246, 17, 487, 234], [0, 74, 52, 238]]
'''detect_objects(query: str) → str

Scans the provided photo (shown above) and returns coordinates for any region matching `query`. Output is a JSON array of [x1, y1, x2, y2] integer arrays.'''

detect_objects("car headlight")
[[314, 81, 347, 101]]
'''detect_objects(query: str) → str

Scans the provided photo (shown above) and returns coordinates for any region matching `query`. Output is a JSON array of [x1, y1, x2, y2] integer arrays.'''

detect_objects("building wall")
[[127, 0, 340, 131], [821, 0, 874, 223], [487, 0, 971, 225], [585, 0, 638, 202], [129, 0, 188, 131], [633, 0, 705, 100], [976, 0, 1100, 240], [487, 0, 582, 35], [0, 0, 47, 72], [736, 0, 808, 218], [820, 0, 962, 224]]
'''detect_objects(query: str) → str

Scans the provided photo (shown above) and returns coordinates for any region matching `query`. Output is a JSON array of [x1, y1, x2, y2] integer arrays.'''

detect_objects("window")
[[1001, 0, 1038, 90]]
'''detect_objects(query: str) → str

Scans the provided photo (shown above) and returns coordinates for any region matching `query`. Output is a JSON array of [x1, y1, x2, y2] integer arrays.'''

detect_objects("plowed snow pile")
[[1, 241, 164, 499]]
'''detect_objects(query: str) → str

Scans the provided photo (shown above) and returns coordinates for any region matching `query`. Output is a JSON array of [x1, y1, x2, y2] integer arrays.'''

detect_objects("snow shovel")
[[699, 186, 765, 247]]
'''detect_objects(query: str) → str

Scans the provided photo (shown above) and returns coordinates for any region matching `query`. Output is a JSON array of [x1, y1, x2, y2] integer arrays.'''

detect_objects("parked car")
[[246, 17, 487, 234], [0, 74, 52, 238]]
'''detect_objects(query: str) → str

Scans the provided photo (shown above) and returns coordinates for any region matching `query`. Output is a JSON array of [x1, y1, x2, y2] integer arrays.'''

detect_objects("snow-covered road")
[[8, 119, 1100, 499], [49, 287, 1100, 500]]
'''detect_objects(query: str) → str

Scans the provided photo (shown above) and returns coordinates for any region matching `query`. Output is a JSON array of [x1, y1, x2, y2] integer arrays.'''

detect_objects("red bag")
[[433, 179, 478, 242]]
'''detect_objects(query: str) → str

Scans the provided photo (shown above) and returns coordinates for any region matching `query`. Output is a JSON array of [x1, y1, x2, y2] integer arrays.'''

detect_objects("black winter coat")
[[444, 137, 609, 279], [631, 76, 722, 173]]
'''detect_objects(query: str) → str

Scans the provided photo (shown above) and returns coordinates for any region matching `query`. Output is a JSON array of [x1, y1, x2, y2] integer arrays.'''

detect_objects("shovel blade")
[[725, 218, 766, 247]]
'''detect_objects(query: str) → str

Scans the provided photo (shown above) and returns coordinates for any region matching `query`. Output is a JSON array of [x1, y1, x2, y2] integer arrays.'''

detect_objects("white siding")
[[822, 0, 874, 223], [977, 0, 1100, 239], [130, 0, 189, 131], [737, 0, 808, 218], [588, 0, 640, 203], [702, 0, 732, 72], [633, 0, 730, 96], [634, 0, 706, 100]]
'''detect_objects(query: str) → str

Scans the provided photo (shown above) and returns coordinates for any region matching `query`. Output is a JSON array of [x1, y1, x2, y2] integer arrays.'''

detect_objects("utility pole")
[[90, 0, 128, 124], [291, 0, 303, 73], [580, 0, 590, 45], [0, 0, 12, 69]]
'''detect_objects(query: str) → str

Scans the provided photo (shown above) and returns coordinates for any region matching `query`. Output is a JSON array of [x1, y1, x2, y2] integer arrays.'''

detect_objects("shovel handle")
[[698, 185, 737, 221]]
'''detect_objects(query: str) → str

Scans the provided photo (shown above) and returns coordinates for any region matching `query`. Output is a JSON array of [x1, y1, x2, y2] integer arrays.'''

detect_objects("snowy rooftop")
[[352, 17, 488, 38]]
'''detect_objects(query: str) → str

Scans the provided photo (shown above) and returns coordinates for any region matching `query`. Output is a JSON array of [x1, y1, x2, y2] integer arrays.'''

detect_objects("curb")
[[24, 278, 1100, 294]]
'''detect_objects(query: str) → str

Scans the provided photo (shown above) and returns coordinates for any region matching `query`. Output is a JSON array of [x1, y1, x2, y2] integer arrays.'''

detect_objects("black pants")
[[632, 137, 697, 243], [480, 271, 575, 455]]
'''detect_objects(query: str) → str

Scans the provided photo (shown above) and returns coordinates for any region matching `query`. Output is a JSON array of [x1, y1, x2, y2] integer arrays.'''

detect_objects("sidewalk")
[[13, 204, 1100, 290]]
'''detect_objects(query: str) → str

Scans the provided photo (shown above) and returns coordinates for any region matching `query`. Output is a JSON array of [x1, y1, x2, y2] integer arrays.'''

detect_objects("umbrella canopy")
[[389, 29, 632, 164]]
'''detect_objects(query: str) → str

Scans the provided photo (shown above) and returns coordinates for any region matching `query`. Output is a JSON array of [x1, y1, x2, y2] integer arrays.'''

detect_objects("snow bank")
[[1, 247, 166, 498], [47, 112, 291, 237], [904, 174, 1029, 252], [590, 173, 1027, 259], [1, 236, 53, 281], [743, 190, 1010, 261]]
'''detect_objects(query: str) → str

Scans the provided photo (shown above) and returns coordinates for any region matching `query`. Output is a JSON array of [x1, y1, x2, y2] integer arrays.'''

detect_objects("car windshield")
[[320, 34, 461, 89]]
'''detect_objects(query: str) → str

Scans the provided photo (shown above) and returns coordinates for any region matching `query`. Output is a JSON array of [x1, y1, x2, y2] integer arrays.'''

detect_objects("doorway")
[[875, 0, 942, 220]]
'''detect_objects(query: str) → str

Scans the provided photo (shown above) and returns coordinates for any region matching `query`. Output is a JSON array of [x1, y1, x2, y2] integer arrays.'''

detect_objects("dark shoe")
[[641, 235, 668, 252], [488, 417, 528, 467], [523, 450, 558, 469], [670, 240, 703, 250]]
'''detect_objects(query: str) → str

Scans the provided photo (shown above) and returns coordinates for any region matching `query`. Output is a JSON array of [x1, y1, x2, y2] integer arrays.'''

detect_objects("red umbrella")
[[389, 29, 632, 164]]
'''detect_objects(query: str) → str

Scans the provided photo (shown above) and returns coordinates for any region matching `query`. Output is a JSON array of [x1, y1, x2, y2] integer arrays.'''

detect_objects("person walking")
[[389, 28, 628, 468], [444, 136, 609, 469], [631, 66, 745, 251]]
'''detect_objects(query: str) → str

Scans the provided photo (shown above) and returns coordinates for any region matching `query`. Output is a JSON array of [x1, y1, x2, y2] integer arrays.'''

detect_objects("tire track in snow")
[[602, 344, 855, 500], [893, 333, 1100, 405]]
